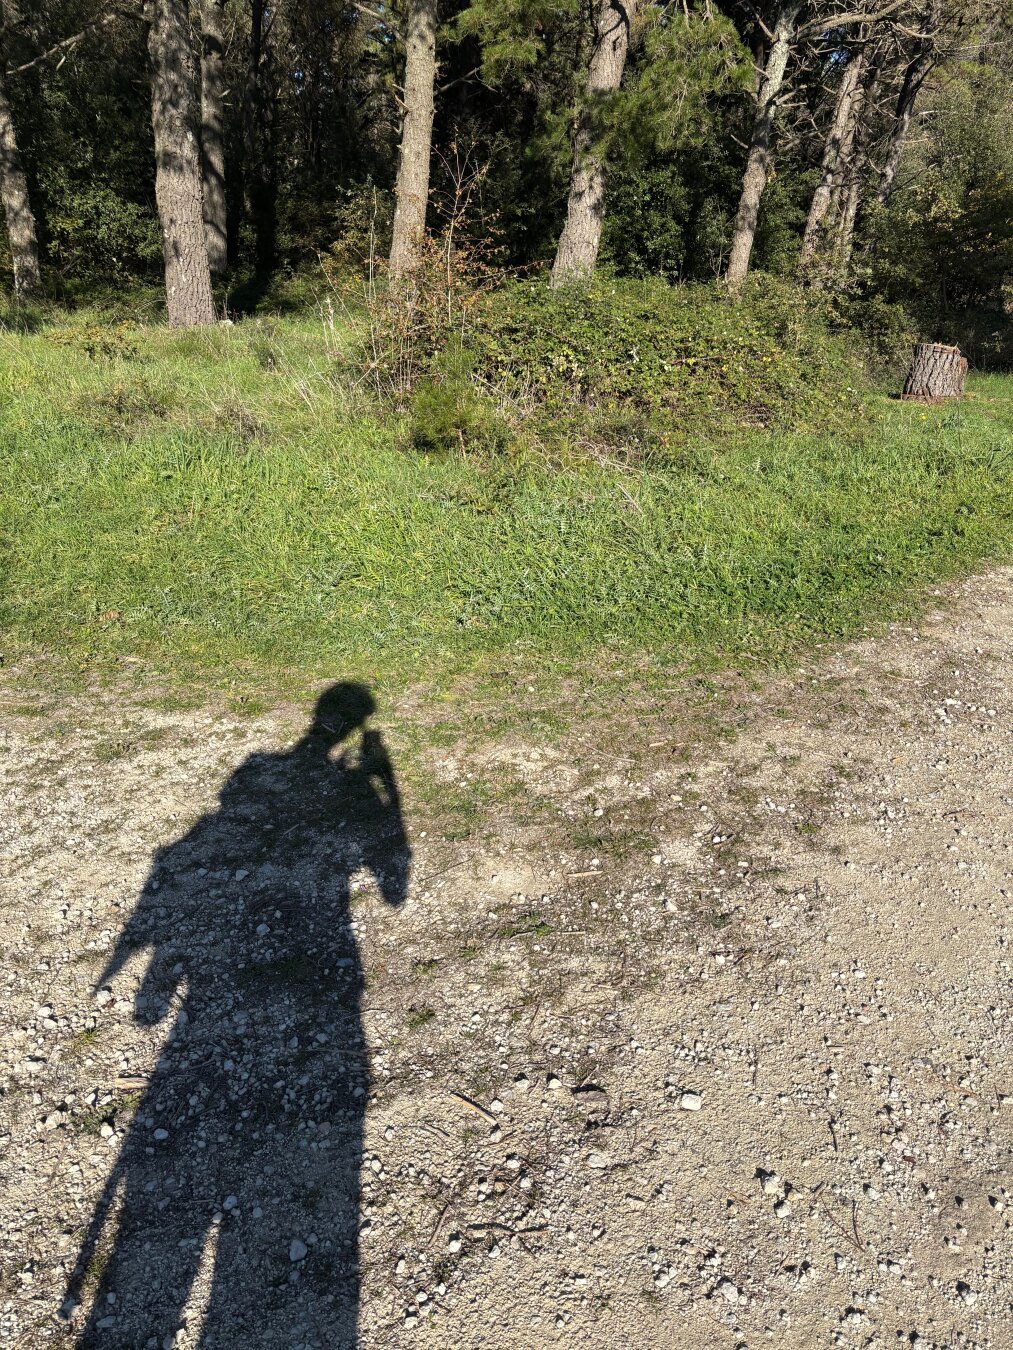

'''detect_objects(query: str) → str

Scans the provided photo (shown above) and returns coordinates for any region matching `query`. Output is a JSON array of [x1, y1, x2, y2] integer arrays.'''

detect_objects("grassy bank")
[[2, 306, 1012, 690]]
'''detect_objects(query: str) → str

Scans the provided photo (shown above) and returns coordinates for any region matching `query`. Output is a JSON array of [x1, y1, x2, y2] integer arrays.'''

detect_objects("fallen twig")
[[449, 1090, 497, 1124]]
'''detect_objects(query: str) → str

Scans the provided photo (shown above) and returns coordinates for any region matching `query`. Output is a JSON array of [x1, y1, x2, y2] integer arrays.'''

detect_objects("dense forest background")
[[1, 0, 1011, 364]]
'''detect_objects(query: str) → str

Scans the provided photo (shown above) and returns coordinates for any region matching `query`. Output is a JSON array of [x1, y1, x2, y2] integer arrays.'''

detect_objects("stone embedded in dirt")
[[760, 1171, 782, 1196], [679, 1091, 702, 1111], [289, 1239, 308, 1262], [447, 1234, 462, 1254], [572, 1084, 609, 1112], [774, 1200, 791, 1219], [547, 1075, 563, 1091], [715, 1277, 740, 1303], [587, 1150, 609, 1169]]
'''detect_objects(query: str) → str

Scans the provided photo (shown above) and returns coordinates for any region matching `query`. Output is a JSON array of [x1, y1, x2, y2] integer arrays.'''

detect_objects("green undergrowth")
[[449, 276, 885, 459], [1, 303, 1012, 694]]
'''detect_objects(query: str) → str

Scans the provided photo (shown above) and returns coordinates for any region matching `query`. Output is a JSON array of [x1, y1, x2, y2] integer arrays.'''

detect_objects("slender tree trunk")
[[830, 59, 880, 282], [200, 0, 227, 274], [0, 68, 40, 298], [389, 0, 438, 280], [550, 0, 637, 288], [875, 51, 932, 204], [726, 2, 801, 290], [876, 4, 940, 206], [800, 48, 865, 272], [147, 0, 215, 326], [243, 0, 276, 270]]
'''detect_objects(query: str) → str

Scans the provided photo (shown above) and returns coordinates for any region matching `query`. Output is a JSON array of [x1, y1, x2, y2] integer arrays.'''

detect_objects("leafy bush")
[[463, 275, 872, 461], [408, 345, 511, 457]]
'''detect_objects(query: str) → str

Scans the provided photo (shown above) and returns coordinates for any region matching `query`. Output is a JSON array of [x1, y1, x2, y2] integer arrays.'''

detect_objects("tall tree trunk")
[[799, 47, 865, 273], [148, 0, 215, 326], [388, 0, 438, 280], [243, 0, 276, 271], [200, 0, 227, 274], [876, 2, 941, 206], [0, 68, 40, 298], [550, 0, 637, 288], [726, 2, 801, 290], [830, 58, 881, 282]]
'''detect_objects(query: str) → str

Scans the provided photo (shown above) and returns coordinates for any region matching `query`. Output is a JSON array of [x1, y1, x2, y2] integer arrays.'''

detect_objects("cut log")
[[901, 343, 967, 401]]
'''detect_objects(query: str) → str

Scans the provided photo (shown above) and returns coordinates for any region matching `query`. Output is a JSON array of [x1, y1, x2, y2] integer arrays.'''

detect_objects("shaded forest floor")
[[3, 568, 1012, 1348]]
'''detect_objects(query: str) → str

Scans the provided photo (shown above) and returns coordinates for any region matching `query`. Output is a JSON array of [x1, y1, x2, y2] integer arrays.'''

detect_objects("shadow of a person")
[[65, 683, 409, 1349]]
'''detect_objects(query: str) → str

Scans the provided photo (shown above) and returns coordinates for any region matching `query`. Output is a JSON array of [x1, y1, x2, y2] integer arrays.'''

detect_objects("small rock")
[[679, 1092, 702, 1111], [715, 1277, 740, 1303], [289, 1239, 308, 1262], [587, 1150, 609, 1169], [774, 1201, 791, 1219], [761, 1171, 782, 1197]]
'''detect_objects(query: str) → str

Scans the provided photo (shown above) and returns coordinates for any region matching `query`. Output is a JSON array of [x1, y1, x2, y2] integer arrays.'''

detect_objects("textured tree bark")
[[389, 0, 438, 280], [550, 0, 637, 288], [726, 2, 801, 290], [800, 49, 865, 273], [0, 67, 40, 298], [148, 0, 215, 326], [902, 343, 967, 400], [825, 55, 879, 284], [200, 0, 227, 274]]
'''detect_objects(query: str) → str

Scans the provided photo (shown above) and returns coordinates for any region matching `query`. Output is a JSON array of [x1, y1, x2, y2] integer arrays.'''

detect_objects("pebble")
[[716, 1277, 740, 1303], [679, 1092, 702, 1111], [587, 1150, 609, 1169], [761, 1172, 782, 1197], [289, 1239, 308, 1262]]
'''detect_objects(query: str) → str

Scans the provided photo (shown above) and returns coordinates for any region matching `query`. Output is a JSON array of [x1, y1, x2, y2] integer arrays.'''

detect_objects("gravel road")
[[2, 571, 1011, 1349]]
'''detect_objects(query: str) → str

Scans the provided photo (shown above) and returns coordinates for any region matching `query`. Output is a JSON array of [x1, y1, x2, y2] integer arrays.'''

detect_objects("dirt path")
[[2, 571, 1011, 1349]]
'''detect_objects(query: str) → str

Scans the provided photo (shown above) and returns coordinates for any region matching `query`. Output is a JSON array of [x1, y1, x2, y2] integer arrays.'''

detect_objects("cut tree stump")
[[902, 343, 968, 401]]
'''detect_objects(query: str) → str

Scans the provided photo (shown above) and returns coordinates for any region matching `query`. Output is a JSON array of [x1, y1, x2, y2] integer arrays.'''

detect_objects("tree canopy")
[[0, 0, 1008, 351]]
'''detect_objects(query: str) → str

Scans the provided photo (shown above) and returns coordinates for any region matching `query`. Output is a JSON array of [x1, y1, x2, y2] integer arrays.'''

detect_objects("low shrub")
[[461, 274, 873, 461]]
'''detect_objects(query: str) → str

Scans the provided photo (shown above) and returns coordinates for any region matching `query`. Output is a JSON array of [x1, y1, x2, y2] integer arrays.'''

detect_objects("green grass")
[[1, 308, 1012, 691]]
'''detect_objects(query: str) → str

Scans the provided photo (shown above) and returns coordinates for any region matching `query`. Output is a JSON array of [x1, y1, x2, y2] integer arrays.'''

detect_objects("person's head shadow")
[[65, 682, 409, 1348]]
